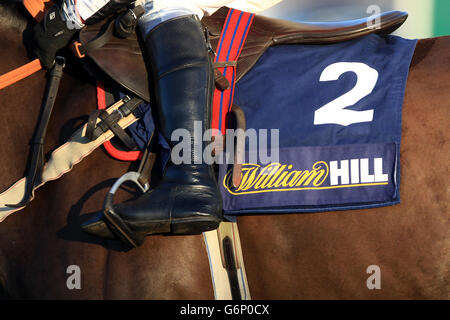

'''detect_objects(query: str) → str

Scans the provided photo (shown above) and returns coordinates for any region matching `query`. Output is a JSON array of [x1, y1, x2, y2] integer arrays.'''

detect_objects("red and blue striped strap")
[[211, 9, 255, 135], [97, 9, 254, 161]]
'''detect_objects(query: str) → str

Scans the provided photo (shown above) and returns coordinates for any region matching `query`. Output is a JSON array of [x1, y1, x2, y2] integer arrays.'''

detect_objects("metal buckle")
[[204, 27, 216, 56], [113, 108, 125, 120], [70, 41, 85, 58]]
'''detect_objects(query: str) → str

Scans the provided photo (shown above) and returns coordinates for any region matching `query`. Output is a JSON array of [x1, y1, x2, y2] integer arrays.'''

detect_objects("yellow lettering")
[[312, 161, 329, 186], [254, 164, 279, 189], [287, 171, 304, 187], [281, 170, 301, 187], [224, 160, 333, 194], [266, 164, 286, 188], [273, 169, 290, 187], [293, 171, 312, 186], [236, 165, 260, 191]]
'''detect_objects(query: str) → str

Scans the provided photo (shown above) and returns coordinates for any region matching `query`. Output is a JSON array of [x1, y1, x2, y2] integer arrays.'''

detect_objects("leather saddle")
[[79, 7, 408, 102]]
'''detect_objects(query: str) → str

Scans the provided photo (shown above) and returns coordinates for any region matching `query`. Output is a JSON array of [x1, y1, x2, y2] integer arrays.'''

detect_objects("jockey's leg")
[[83, 3, 222, 246]]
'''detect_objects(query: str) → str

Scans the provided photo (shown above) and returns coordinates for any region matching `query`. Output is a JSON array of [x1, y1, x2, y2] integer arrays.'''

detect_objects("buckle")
[[204, 27, 216, 56], [113, 108, 125, 120], [70, 41, 85, 58]]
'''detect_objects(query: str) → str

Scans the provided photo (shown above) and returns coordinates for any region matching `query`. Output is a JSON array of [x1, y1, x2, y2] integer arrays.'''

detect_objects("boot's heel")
[[171, 217, 221, 235]]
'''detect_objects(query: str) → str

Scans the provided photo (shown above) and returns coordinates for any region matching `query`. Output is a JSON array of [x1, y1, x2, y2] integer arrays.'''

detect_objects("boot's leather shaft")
[[145, 15, 211, 78], [144, 15, 214, 154], [82, 15, 222, 243]]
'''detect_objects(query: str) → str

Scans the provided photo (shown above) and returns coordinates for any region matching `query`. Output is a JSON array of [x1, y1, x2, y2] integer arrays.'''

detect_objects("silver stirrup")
[[102, 171, 150, 247], [108, 171, 149, 197]]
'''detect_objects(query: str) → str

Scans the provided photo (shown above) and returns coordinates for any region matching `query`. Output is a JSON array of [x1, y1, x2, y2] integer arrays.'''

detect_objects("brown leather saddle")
[[79, 7, 408, 102]]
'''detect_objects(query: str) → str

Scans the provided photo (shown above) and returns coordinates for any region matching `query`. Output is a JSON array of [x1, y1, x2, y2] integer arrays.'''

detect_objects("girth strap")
[[94, 81, 144, 161], [86, 95, 143, 151], [71, 20, 115, 59]]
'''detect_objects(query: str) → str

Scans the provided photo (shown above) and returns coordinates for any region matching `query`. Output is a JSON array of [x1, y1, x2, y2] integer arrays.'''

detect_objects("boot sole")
[[104, 206, 221, 247], [169, 216, 221, 235]]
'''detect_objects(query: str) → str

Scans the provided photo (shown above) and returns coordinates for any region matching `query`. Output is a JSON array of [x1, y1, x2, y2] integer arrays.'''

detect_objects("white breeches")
[[62, 0, 281, 32]]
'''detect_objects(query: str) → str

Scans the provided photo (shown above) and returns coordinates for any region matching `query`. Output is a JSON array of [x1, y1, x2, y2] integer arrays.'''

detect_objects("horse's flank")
[[0, 3, 215, 300]]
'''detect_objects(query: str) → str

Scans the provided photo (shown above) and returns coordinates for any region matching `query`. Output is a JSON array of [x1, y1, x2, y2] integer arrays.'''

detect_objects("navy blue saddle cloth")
[[125, 33, 417, 217]]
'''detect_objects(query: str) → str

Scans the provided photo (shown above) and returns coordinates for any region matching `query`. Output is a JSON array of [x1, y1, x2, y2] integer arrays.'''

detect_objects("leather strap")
[[214, 68, 230, 91], [98, 109, 137, 150], [214, 61, 237, 68], [77, 20, 115, 57], [86, 96, 143, 144], [211, 9, 255, 135], [86, 110, 101, 141], [96, 81, 144, 161], [8, 57, 65, 208], [136, 133, 158, 189]]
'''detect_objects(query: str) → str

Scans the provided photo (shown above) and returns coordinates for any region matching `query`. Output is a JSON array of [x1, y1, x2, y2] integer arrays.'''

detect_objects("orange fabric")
[[23, 0, 53, 22], [0, 0, 48, 90], [0, 59, 42, 91]]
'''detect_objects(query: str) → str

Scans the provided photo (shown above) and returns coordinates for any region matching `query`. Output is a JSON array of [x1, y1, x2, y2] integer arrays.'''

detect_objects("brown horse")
[[0, 3, 213, 299], [0, 3, 449, 299]]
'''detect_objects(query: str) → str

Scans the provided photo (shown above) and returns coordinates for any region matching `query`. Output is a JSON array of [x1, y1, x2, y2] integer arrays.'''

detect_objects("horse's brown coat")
[[0, 4, 448, 299], [0, 11, 213, 299]]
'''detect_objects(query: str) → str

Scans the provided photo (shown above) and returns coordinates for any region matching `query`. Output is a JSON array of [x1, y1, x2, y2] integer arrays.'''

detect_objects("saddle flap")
[[79, 19, 151, 102]]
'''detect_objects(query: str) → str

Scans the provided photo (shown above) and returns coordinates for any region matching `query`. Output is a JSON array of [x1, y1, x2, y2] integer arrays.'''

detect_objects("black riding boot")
[[82, 15, 222, 246]]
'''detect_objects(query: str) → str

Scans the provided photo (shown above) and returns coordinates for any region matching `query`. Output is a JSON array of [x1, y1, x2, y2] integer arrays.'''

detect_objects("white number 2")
[[314, 62, 379, 126]]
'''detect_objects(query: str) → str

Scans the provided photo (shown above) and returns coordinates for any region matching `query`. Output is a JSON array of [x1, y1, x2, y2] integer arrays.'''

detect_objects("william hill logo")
[[224, 158, 389, 195]]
